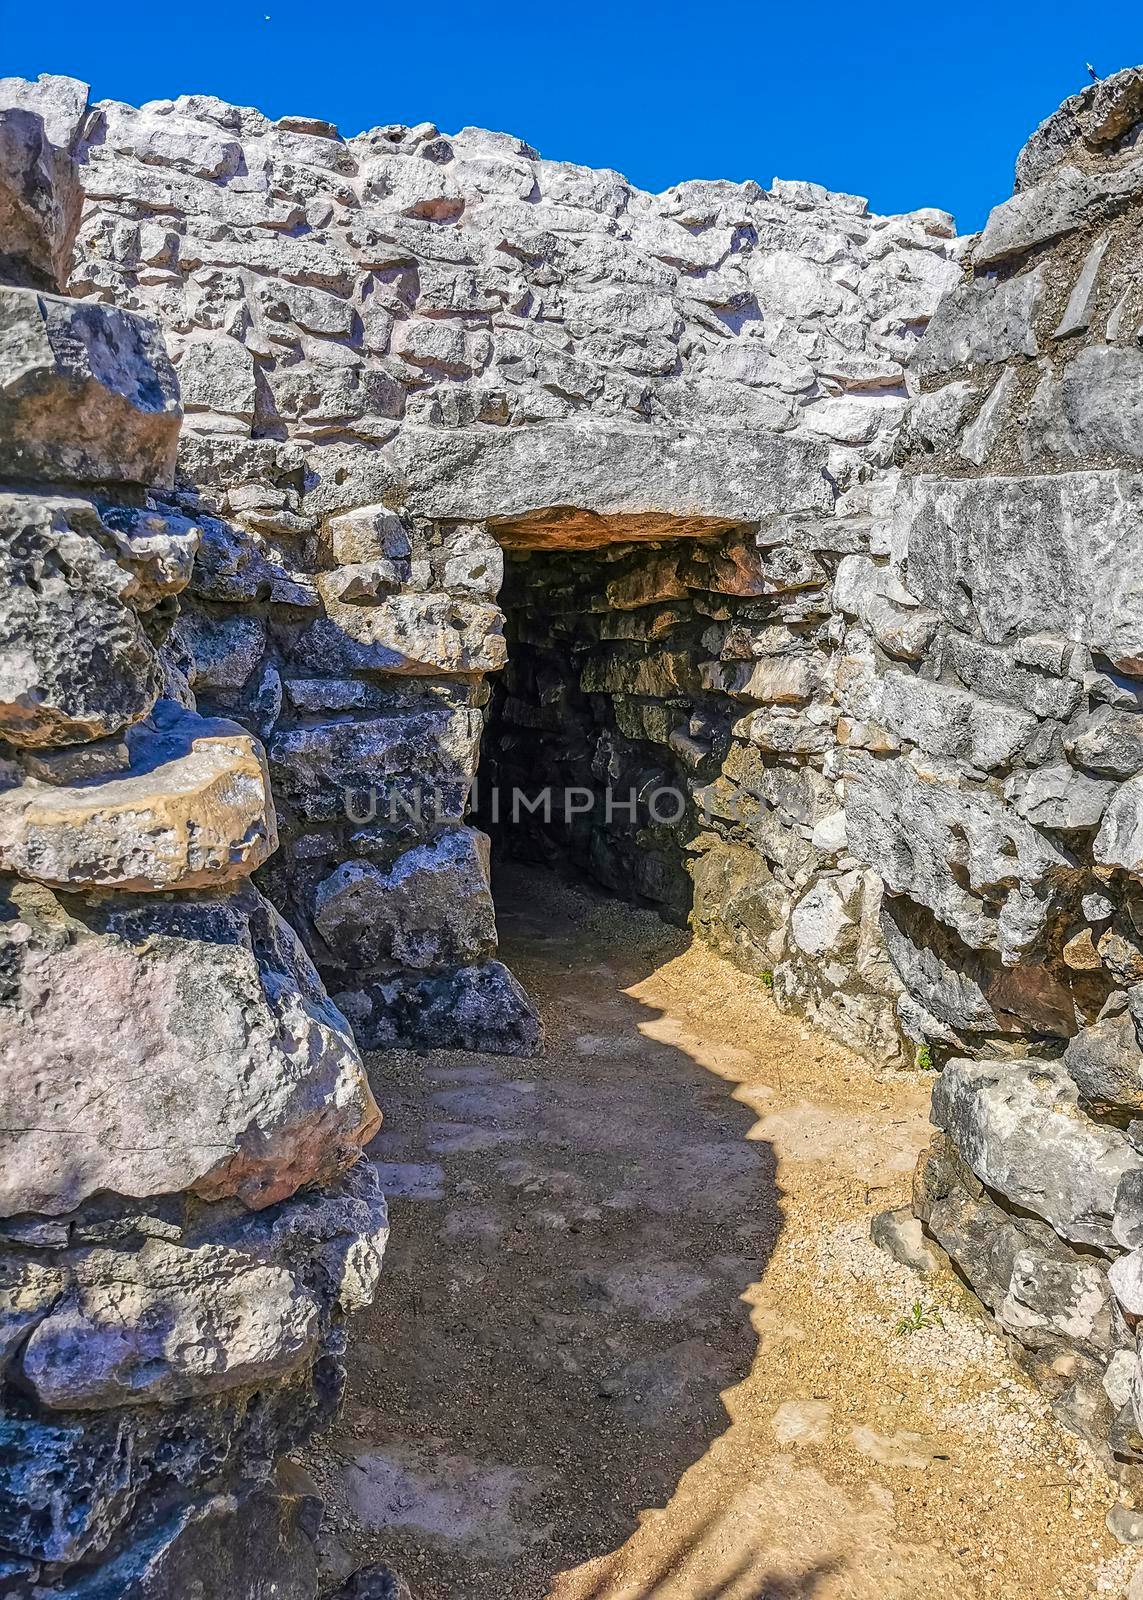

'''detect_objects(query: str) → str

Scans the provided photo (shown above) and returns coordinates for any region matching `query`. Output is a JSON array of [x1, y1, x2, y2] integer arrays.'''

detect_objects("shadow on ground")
[[315, 861, 784, 1599]]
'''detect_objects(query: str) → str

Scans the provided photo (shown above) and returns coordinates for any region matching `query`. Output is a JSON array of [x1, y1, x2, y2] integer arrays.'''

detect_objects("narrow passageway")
[[305, 866, 1126, 1600]]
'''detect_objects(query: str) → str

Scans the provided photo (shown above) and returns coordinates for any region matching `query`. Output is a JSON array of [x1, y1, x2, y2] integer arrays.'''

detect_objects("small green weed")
[[915, 1045, 935, 1072], [894, 1300, 944, 1336]]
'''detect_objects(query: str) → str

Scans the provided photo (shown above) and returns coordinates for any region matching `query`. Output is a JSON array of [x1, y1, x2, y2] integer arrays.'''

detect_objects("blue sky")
[[3, 1, 1140, 231]]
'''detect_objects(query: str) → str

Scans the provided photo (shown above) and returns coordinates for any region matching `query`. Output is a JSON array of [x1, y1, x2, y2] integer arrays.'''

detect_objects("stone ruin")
[[2, 58, 1143, 1594]]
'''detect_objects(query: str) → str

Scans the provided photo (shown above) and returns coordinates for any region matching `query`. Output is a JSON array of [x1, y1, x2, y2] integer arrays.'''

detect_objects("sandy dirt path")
[[304, 865, 1139, 1600]]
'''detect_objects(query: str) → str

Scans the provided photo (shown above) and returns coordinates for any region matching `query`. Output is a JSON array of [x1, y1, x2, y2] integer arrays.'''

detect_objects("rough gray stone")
[[930, 1057, 1143, 1252], [845, 751, 1075, 959], [1095, 776, 1143, 874], [913, 267, 1043, 376], [1006, 764, 1114, 831], [392, 421, 833, 546], [977, 161, 1143, 266], [0, 79, 86, 291], [336, 960, 542, 1055], [1062, 993, 1143, 1114], [267, 708, 481, 823], [314, 827, 497, 972], [0, 493, 162, 747], [896, 472, 1143, 673], [1027, 345, 1143, 466], [880, 668, 1037, 770], [0, 287, 181, 487]]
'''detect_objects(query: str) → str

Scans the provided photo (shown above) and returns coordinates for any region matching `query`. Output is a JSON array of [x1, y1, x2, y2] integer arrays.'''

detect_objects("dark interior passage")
[[475, 536, 738, 929]]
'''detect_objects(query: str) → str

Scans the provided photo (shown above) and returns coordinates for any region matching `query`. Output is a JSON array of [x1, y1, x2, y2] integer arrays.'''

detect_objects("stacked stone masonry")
[[7, 56, 1143, 1592], [0, 75, 385, 1596], [858, 66, 1143, 1472], [37, 73, 963, 1062]]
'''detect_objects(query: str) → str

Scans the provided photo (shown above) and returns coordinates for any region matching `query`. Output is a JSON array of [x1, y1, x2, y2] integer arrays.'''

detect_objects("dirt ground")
[[303, 863, 1143, 1600]]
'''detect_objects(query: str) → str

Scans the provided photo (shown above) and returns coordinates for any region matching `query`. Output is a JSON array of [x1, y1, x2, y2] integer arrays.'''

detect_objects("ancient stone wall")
[[0, 76, 386, 1596], [7, 51, 1143, 1572], [847, 67, 1143, 1468], [46, 75, 960, 1060]]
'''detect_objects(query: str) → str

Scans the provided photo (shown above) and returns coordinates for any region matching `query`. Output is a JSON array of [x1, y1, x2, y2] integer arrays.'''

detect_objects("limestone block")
[[314, 827, 497, 971], [845, 751, 1075, 958], [0, 881, 380, 1216], [0, 493, 161, 747], [250, 274, 354, 339], [1062, 994, 1143, 1114], [880, 669, 1037, 770], [0, 77, 86, 291], [896, 472, 1143, 673], [98, 102, 243, 180], [1054, 235, 1111, 338], [912, 267, 1043, 375], [790, 875, 860, 960], [959, 366, 1018, 467], [931, 1057, 1143, 1251], [833, 554, 939, 661], [689, 838, 791, 974], [1017, 66, 1143, 188], [0, 287, 181, 486], [1006, 763, 1114, 831], [289, 595, 506, 676], [0, 1254, 65, 1373], [999, 1249, 1120, 1357], [267, 708, 482, 822], [97, 504, 201, 609], [442, 524, 504, 597], [176, 334, 256, 429], [391, 421, 832, 547], [1065, 705, 1143, 778], [41, 1483, 322, 1600], [335, 959, 542, 1055], [880, 895, 1077, 1038], [0, 702, 277, 891], [1026, 345, 1143, 466], [1095, 776, 1143, 874], [977, 161, 1143, 266], [172, 610, 266, 692], [323, 503, 411, 565], [22, 1240, 321, 1409], [942, 631, 1083, 721]]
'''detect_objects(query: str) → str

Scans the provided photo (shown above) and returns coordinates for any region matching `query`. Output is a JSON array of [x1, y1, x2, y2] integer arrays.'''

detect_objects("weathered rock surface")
[[0, 880, 380, 1216], [0, 75, 85, 292], [0, 494, 163, 747], [336, 960, 543, 1055], [0, 287, 180, 487], [0, 85, 391, 1600], [895, 472, 1143, 672], [314, 827, 497, 972], [932, 1057, 1143, 1254], [0, 702, 277, 891]]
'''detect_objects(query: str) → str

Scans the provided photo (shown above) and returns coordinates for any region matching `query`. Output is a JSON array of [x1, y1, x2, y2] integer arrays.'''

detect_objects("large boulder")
[[0, 880, 380, 1216]]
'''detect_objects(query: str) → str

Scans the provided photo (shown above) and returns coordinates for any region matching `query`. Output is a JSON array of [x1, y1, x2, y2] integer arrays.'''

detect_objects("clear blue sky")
[[3, 0, 1140, 231]]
